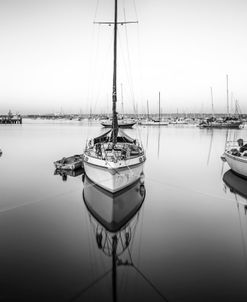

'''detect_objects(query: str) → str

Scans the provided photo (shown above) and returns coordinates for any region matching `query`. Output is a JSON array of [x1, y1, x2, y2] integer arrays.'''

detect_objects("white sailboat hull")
[[84, 158, 145, 193], [139, 120, 168, 126], [224, 152, 247, 178]]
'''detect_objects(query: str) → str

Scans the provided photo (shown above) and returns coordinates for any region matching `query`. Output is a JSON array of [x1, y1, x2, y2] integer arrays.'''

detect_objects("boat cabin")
[[85, 129, 144, 162]]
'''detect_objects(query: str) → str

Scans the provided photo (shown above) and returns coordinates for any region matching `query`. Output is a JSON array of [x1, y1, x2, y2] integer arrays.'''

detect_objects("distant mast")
[[94, 0, 138, 141], [226, 74, 229, 116], [158, 92, 161, 122], [147, 100, 149, 120], [210, 87, 214, 116]]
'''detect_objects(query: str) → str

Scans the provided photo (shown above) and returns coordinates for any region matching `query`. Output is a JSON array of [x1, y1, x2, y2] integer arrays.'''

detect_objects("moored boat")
[[54, 154, 83, 170], [223, 139, 247, 178], [101, 119, 136, 128], [83, 0, 145, 192], [139, 119, 168, 126], [54, 167, 84, 181], [199, 117, 242, 129], [83, 129, 145, 193]]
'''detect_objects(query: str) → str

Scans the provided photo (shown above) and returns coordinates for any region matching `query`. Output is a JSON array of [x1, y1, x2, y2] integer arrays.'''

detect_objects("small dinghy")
[[54, 167, 84, 181], [54, 154, 83, 170]]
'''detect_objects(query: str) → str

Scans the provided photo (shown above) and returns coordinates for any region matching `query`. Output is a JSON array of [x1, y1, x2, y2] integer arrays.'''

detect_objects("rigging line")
[[207, 131, 213, 166], [92, 33, 113, 113], [83, 210, 95, 279], [132, 265, 170, 302], [133, 0, 139, 20], [146, 175, 238, 204], [87, 22, 100, 118], [133, 0, 144, 114], [136, 203, 145, 269], [93, 0, 100, 22], [123, 7, 137, 115], [0, 187, 81, 214], [70, 268, 112, 302]]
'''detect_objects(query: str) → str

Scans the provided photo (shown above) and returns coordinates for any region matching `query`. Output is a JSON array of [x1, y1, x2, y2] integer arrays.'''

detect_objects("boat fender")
[[139, 156, 145, 163], [84, 156, 88, 162]]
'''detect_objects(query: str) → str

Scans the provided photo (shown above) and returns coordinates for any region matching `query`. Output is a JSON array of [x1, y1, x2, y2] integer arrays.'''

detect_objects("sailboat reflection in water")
[[82, 175, 145, 300], [223, 170, 247, 213]]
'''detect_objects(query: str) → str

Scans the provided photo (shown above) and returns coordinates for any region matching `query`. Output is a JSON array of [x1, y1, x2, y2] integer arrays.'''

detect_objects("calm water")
[[1, 119, 247, 302]]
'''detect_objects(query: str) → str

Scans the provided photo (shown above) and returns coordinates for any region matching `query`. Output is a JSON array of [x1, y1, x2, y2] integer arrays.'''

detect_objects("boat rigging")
[[83, 0, 146, 193]]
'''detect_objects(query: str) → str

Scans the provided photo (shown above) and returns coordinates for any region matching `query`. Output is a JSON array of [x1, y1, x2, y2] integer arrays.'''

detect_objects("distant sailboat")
[[83, 0, 146, 193], [101, 119, 136, 128], [200, 76, 242, 129], [101, 84, 136, 128], [140, 92, 168, 126]]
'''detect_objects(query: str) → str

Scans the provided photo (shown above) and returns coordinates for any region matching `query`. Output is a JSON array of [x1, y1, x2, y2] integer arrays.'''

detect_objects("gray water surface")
[[0, 119, 247, 302]]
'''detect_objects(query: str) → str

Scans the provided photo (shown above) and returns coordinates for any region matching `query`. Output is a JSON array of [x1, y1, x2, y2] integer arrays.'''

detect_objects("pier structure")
[[0, 115, 22, 124]]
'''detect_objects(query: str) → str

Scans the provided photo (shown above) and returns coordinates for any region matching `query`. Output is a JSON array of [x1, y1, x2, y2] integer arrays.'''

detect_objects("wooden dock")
[[0, 115, 22, 124]]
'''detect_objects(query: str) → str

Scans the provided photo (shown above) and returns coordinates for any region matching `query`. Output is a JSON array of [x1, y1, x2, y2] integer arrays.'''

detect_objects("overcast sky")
[[0, 0, 247, 114]]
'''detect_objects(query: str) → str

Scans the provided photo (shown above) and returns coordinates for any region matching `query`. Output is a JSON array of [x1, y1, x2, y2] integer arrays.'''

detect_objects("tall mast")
[[112, 0, 118, 144], [158, 92, 161, 122], [210, 86, 214, 116], [147, 100, 149, 120], [226, 74, 229, 116], [94, 0, 138, 143]]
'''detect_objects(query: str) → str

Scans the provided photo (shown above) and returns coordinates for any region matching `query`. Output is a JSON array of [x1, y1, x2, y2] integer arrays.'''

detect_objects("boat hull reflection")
[[83, 176, 145, 232], [223, 170, 247, 203]]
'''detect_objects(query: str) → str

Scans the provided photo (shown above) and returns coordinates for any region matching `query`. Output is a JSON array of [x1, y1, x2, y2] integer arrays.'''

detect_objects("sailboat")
[[222, 138, 247, 178], [83, 0, 146, 193], [140, 92, 168, 126], [101, 84, 136, 128], [101, 118, 136, 128], [199, 76, 242, 129]]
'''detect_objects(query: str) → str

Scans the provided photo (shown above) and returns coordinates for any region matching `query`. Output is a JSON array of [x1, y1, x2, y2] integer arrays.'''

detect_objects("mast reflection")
[[82, 176, 146, 302]]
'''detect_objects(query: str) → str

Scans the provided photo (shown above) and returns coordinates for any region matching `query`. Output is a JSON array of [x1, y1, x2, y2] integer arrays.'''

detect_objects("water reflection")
[[54, 167, 84, 181], [223, 170, 247, 211], [223, 170, 247, 269], [81, 176, 146, 301]]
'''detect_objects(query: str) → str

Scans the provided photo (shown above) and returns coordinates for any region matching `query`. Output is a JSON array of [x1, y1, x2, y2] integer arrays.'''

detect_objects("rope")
[[70, 268, 112, 302], [132, 265, 170, 302], [145, 174, 240, 204], [93, 0, 100, 23], [0, 187, 81, 214]]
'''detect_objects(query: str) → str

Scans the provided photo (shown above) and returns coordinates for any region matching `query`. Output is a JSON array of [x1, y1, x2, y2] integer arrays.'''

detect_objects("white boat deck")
[[84, 142, 144, 162]]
